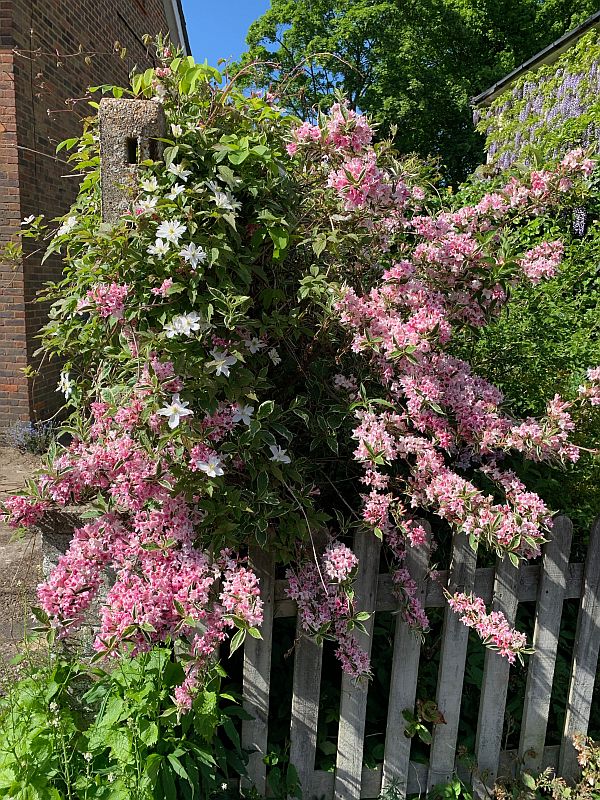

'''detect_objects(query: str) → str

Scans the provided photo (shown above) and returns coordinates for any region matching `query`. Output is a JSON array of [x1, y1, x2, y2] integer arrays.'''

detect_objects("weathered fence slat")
[[473, 556, 520, 797], [381, 524, 432, 797], [237, 515, 594, 798], [241, 546, 276, 795], [427, 532, 478, 790], [334, 531, 381, 800], [559, 516, 600, 780], [519, 517, 573, 773], [289, 622, 324, 798], [273, 562, 584, 618]]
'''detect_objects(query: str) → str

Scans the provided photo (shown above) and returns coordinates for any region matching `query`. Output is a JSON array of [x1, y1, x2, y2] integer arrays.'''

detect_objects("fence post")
[[241, 546, 276, 795], [559, 517, 600, 780], [519, 517, 573, 773], [334, 530, 381, 800], [289, 625, 324, 798], [427, 532, 477, 791], [382, 522, 431, 798], [473, 555, 520, 797]]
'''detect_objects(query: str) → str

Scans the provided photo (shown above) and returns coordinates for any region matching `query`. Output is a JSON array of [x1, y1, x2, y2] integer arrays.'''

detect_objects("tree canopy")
[[240, 0, 598, 182]]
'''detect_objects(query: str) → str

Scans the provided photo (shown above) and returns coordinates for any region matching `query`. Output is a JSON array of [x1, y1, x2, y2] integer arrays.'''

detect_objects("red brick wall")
[[0, 0, 177, 425], [0, 46, 29, 422]]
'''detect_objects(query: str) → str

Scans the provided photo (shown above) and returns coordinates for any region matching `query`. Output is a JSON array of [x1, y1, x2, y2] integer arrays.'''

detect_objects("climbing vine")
[[475, 27, 600, 169]]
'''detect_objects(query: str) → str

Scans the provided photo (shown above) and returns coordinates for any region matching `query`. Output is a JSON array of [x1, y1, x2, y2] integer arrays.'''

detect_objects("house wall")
[[474, 27, 600, 170], [0, 0, 181, 425]]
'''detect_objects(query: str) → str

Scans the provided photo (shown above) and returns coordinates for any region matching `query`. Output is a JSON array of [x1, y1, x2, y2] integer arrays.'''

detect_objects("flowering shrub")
[[4, 45, 599, 695]]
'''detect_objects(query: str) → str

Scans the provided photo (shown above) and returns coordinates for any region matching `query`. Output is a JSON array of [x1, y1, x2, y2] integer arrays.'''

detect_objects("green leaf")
[[256, 400, 275, 420], [522, 773, 537, 790], [229, 627, 246, 655], [167, 753, 190, 783]]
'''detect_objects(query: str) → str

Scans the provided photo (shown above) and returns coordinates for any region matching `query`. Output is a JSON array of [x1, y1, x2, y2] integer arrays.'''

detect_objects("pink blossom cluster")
[[519, 240, 564, 284], [6, 391, 263, 709], [286, 542, 370, 678], [285, 106, 600, 652], [86, 282, 129, 320], [2, 494, 48, 528], [579, 366, 600, 406], [151, 278, 174, 297], [329, 149, 598, 560], [384, 525, 429, 631], [327, 153, 391, 210], [447, 592, 528, 663], [286, 102, 373, 158], [322, 542, 358, 582]]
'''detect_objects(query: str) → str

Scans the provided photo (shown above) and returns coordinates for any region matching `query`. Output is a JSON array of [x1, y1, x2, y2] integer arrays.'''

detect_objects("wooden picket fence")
[[239, 516, 600, 799]]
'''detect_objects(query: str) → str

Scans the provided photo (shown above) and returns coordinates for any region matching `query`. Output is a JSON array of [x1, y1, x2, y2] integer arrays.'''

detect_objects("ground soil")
[[0, 447, 41, 668]]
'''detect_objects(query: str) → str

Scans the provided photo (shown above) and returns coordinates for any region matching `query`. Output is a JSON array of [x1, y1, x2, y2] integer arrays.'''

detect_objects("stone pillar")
[[99, 98, 166, 223]]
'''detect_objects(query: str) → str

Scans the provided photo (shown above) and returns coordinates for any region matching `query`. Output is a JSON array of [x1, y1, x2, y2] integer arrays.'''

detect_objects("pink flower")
[[447, 592, 528, 662], [151, 278, 173, 297], [2, 495, 48, 528], [86, 282, 128, 319], [519, 240, 563, 284]]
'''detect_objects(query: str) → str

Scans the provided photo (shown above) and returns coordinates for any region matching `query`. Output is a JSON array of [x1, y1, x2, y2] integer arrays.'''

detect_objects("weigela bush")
[[4, 45, 599, 701]]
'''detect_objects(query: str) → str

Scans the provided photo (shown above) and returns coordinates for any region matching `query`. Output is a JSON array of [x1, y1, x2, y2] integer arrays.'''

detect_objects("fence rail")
[[240, 516, 600, 800]]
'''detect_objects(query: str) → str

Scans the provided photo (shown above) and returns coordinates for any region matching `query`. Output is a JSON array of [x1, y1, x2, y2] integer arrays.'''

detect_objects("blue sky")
[[180, 0, 271, 66]]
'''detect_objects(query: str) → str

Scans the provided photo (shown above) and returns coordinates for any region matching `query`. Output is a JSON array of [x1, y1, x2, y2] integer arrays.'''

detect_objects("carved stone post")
[[99, 98, 166, 223]]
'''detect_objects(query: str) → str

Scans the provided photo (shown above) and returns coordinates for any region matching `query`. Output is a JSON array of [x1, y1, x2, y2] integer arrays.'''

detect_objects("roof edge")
[[471, 10, 600, 107], [163, 0, 191, 56]]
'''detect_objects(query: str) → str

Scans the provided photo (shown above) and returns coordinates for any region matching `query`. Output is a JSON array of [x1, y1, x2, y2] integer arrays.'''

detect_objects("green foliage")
[[239, 0, 597, 182], [402, 700, 446, 745], [493, 737, 600, 800], [426, 777, 473, 800], [33, 54, 367, 566], [452, 166, 600, 530], [0, 645, 247, 800], [476, 28, 600, 169]]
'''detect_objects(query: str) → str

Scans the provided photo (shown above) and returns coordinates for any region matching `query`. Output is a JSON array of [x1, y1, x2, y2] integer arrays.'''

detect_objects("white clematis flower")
[[168, 163, 192, 181], [207, 348, 237, 377], [244, 337, 266, 354], [163, 311, 208, 338], [135, 197, 158, 214], [268, 348, 282, 366], [156, 219, 186, 244], [269, 445, 291, 464], [167, 183, 186, 200], [232, 404, 254, 426], [57, 371, 73, 398], [57, 216, 77, 236], [179, 242, 207, 269], [157, 394, 194, 429], [212, 190, 242, 213], [141, 177, 158, 193], [147, 238, 170, 257], [196, 455, 224, 478], [21, 215, 36, 225]]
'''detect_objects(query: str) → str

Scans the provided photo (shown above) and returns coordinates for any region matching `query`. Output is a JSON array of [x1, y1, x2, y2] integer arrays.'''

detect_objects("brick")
[[0, 0, 187, 426]]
